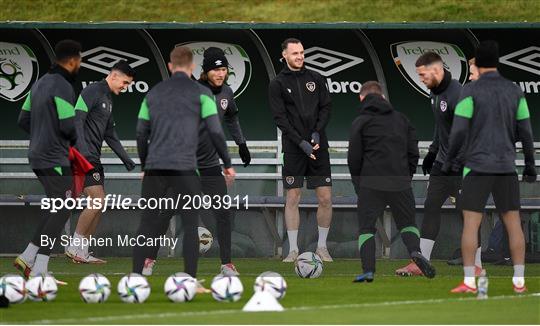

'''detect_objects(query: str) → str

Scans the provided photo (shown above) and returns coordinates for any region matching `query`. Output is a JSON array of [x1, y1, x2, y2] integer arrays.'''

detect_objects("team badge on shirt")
[[306, 82, 316, 92], [440, 100, 448, 112], [220, 99, 228, 110], [286, 176, 295, 185], [93, 172, 101, 182]]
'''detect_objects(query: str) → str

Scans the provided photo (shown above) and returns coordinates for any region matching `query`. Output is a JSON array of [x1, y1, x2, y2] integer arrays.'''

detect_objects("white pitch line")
[[23, 292, 540, 325]]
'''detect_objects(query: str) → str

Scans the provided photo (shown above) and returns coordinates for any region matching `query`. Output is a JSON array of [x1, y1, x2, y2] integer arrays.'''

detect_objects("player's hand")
[[238, 143, 251, 167], [311, 131, 320, 145], [523, 164, 537, 183], [124, 159, 136, 171], [299, 140, 316, 160], [223, 167, 236, 186], [422, 151, 436, 175]]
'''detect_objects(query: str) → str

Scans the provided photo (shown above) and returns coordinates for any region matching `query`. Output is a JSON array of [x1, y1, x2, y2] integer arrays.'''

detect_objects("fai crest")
[[220, 98, 228, 110], [306, 82, 316, 92], [285, 176, 295, 185], [93, 172, 101, 182], [440, 100, 448, 112]]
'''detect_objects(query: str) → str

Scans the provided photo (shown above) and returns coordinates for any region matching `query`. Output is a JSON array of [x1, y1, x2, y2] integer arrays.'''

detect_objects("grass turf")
[[0, 257, 539, 324]]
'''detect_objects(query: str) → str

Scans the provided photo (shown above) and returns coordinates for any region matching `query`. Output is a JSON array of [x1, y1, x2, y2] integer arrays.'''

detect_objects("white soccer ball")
[[295, 252, 324, 279], [199, 226, 213, 254], [26, 274, 58, 302], [117, 273, 151, 303], [211, 275, 243, 302], [0, 274, 26, 304], [254, 271, 287, 300], [164, 273, 197, 303], [79, 273, 111, 303]]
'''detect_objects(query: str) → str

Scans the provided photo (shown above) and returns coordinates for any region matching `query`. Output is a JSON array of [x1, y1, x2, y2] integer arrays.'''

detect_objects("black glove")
[[422, 151, 436, 175], [299, 140, 314, 157], [238, 143, 251, 167], [124, 159, 136, 171], [311, 131, 320, 145], [523, 164, 537, 183]]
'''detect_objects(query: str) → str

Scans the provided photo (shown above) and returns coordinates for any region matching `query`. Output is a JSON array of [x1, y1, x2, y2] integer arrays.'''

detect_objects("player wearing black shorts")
[[269, 38, 333, 262], [444, 41, 537, 293], [65, 61, 136, 264], [14, 40, 81, 279]]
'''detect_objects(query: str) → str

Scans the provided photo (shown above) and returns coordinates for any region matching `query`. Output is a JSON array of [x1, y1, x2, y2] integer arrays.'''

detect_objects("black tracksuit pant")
[[32, 167, 72, 256], [357, 187, 421, 273], [132, 170, 201, 277], [149, 165, 233, 265]]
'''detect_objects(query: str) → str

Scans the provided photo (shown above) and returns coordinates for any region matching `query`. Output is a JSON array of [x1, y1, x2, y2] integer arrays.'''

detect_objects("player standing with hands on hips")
[[268, 38, 333, 262]]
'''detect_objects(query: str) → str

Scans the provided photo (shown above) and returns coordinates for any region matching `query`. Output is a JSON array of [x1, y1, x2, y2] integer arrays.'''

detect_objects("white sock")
[[317, 226, 329, 248], [420, 238, 435, 261], [73, 232, 84, 251], [475, 247, 482, 268], [31, 254, 50, 276], [20, 242, 39, 266], [513, 265, 525, 288], [287, 230, 298, 253], [463, 266, 476, 288]]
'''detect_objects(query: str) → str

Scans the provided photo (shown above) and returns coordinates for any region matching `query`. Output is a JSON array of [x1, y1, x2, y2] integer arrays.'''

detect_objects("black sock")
[[359, 233, 375, 273]]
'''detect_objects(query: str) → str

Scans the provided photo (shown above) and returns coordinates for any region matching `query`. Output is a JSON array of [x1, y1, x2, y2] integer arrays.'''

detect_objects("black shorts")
[[84, 166, 105, 187], [282, 149, 332, 189], [461, 170, 520, 213]]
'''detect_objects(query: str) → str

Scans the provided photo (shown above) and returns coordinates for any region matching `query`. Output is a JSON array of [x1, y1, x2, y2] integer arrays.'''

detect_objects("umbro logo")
[[303, 46, 364, 77], [215, 60, 222, 66], [81, 46, 149, 75], [500, 46, 540, 76]]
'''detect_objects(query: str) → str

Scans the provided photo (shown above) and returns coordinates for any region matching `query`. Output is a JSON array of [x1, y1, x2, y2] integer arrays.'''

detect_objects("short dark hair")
[[359, 81, 383, 97], [112, 60, 136, 78], [170, 46, 193, 68], [415, 52, 443, 67], [54, 39, 81, 63], [281, 38, 302, 51]]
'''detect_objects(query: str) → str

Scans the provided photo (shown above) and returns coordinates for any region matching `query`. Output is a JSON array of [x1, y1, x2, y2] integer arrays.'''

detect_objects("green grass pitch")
[[1, 257, 539, 324]]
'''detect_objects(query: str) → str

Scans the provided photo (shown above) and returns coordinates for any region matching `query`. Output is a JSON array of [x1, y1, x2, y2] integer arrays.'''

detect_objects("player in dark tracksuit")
[[133, 46, 234, 280], [196, 47, 250, 276], [64, 61, 136, 264], [444, 41, 537, 293], [14, 40, 82, 278], [396, 51, 484, 277], [141, 48, 250, 277], [348, 81, 435, 282], [268, 38, 333, 263]]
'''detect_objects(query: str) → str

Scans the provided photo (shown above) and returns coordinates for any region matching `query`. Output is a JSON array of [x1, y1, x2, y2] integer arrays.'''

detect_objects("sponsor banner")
[[473, 29, 540, 139], [256, 29, 379, 140], [39, 29, 164, 139], [148, 29, 276, 140], [0, 29, 52, 139], [364, 29, 477, 140]]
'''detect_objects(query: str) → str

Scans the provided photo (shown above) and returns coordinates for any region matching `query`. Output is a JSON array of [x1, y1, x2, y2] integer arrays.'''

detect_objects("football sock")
[[287, 230, 298, 253], [20, 242, 39, 266], [317, 226, 329, 248], [420, 238, 435, 261]]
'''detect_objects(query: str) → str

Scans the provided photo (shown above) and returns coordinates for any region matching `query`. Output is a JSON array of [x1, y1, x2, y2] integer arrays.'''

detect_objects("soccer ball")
[[79, 273, 111, 303], [0, 274, 26, 303], [117, 273, 151, 303], [164, 273, 197, 303], [198, 226, 213, 254], [26, 274, 58, 302], [295, 252, 323, 278], [254, 271, 287, 300], [210, 275, 243, 302]]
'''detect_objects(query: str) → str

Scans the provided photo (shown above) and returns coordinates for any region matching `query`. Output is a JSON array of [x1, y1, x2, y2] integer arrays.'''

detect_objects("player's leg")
[[353, 187, 385, 282], [132, 170, 169, 273], [390, 188, 435, 279], [307, 148, 333, 261], [200, 165, 238, 275], [451, 171, 491, 293], [493, 173, 526, 293], [396, 162, 449, 275], [172, 171, 202, 278], [282, 152, 306, 262], [30, 166, 73, 276]]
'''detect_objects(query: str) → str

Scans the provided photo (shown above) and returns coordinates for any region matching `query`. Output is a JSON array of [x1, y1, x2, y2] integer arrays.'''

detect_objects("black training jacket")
[[268, 66, 331, 153], [347, 94, 419, 192]]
